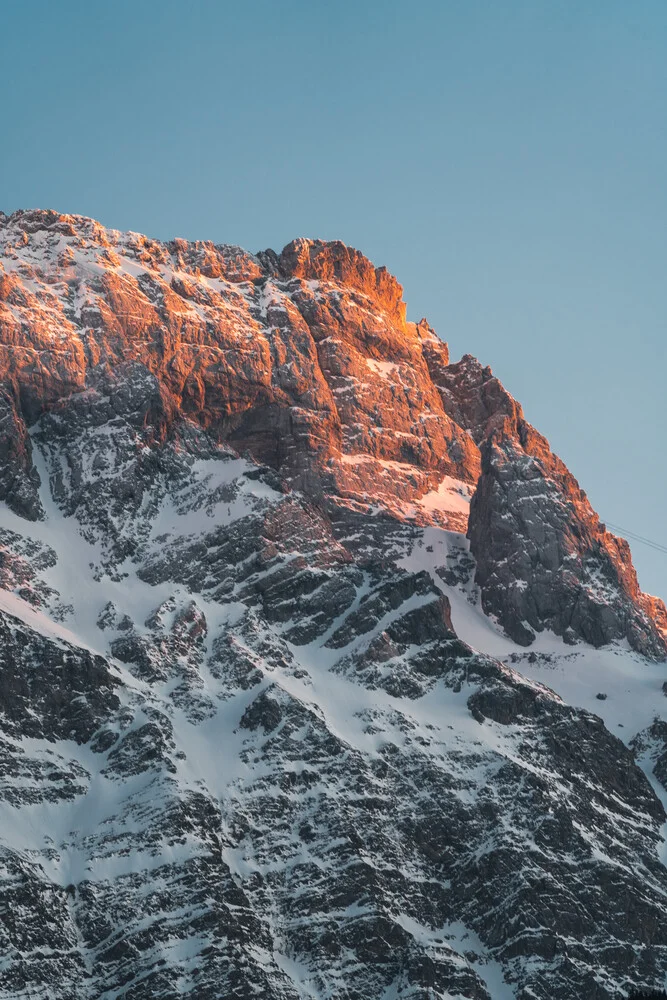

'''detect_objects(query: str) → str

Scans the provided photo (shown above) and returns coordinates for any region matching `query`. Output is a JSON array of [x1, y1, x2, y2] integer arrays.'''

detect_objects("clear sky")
[[3, 0, 666, 596]]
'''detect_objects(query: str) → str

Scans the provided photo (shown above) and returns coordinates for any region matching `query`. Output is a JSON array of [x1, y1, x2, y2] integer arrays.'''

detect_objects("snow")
[[397, 520, 667, 893], [0, 590, 95, 652], [399, 524, 667, 743], [395, 914, 516, 1000], [634, 737, 667, 871], [366, 358, 400, 378], [339, 453, 418, 473], [410, 476, 472, 518], [3, 434, 662, 797]]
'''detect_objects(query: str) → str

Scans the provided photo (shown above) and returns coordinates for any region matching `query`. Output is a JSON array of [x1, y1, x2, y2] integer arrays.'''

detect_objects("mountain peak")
[[1, 209, 667, 999], [0, 209, 664, 661], [270, 236, 407, 324]]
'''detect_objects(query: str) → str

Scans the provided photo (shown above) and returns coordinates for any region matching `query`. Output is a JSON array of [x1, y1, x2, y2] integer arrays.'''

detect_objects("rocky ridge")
[[0, 208, 664, 658], [0, 209, 665, 999]]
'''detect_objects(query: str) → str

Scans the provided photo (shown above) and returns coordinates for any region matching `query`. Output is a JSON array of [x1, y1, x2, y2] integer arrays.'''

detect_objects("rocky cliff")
[[0, 208, 666, 1000]]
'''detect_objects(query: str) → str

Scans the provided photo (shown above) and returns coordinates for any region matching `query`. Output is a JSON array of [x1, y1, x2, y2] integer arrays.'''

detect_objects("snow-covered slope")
[[0, 209, 666, 1000], [0, 426, 664, 1000]]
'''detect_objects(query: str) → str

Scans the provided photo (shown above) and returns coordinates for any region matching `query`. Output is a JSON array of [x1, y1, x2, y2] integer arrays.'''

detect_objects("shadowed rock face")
[[467, 431, 665, 656], [444, 356, 667, 658]]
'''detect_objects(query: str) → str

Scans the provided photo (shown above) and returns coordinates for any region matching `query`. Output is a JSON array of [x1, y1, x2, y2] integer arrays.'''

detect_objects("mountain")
[[0, 207, 665, 1000]]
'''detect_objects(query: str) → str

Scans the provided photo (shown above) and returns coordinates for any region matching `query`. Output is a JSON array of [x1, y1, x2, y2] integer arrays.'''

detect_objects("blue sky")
[[3, 0, 666, 595]]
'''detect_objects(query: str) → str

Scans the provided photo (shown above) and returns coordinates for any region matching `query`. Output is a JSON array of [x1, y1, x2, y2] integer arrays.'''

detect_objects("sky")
[[2, 0, 666, 596]]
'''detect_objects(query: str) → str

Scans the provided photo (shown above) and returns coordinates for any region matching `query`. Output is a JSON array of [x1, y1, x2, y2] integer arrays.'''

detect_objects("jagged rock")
[[0, 609, 119, 741], [0, 210, 665, 1000], [468, 431, 666, 657]]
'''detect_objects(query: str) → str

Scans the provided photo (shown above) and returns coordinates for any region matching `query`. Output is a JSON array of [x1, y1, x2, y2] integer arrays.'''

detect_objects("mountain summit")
[[0, 208, 666, 999], [1, 209, 664, 657]]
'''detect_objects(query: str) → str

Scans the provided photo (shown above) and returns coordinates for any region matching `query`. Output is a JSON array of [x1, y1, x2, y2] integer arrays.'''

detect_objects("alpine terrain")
[[0, 207, 666, 1000]]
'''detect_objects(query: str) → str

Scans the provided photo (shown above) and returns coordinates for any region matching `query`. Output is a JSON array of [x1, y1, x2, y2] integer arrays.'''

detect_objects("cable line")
[[603, 520, 667, 556]]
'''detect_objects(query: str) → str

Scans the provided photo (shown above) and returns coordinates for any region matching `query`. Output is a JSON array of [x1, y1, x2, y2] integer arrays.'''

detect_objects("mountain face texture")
[[0, 208, 666, 1000]]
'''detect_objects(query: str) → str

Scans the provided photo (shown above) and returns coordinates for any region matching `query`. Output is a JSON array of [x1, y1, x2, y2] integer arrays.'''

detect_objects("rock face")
[[0, 208, 663, 656], [0, 208, 666, 1000], [0, 212, 477, 519], [450, 357, 666, 657]]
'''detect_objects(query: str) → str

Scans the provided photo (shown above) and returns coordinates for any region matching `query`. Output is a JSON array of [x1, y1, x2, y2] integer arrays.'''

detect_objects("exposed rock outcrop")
[[0, 208, 663, 657], [0, 209, 666, 1000], [445, 357, 666, 657], [0, 211, 478, 514]]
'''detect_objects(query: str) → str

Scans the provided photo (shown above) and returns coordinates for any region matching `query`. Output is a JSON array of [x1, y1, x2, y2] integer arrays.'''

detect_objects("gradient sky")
[[3, 0, 666, 596]]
